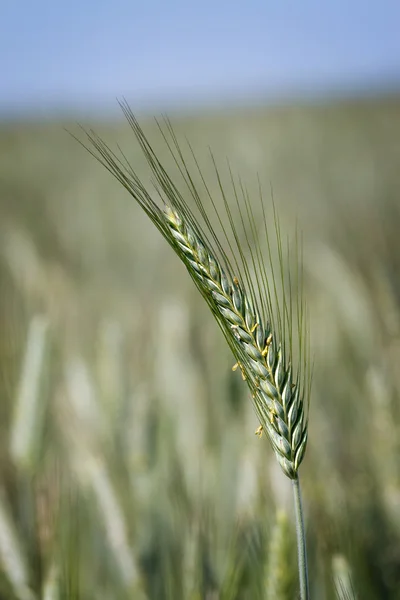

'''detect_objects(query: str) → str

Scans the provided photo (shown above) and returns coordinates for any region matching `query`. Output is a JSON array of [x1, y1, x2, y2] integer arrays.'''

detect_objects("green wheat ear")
[[76, 102, 312, 481], [76, 100, 312, 599]]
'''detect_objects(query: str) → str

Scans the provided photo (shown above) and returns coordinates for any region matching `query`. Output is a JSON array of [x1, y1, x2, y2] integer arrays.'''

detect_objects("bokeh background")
[[1, 1, 400, 598]]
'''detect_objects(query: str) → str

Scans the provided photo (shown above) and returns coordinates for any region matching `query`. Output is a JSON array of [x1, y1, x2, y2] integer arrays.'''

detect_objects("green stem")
[[292, 475, 309, 599]]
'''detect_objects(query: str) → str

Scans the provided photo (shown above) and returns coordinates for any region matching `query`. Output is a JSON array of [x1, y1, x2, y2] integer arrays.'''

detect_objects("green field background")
[[0, 96, 400, 599]]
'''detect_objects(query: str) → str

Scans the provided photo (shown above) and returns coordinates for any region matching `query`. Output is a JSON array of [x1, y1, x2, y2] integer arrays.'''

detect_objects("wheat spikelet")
[[77, 102, 311, 480]]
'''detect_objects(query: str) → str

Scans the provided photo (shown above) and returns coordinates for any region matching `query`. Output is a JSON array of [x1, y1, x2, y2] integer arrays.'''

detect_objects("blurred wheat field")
[[0, 95, 400, 599]]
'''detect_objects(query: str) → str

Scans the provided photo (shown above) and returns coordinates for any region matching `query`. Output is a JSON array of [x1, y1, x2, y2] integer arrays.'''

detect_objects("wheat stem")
[[292, 476, 309, 600]]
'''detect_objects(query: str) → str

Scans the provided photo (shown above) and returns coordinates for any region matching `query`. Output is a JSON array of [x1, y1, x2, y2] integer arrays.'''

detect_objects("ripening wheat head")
[[78, 102, 312, 480]]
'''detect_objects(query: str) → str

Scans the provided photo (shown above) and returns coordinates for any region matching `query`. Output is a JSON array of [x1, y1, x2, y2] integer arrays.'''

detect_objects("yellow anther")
[[233, 276, 239, 286], [269, 409, 278, 425], [255, 425, 263, 438], [262, 333, 273, 356], [232, 361, 246, 380], [250, 322, 259, 333]]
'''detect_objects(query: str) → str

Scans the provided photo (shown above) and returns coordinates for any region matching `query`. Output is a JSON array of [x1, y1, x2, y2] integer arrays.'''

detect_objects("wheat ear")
[[75, 107, 311, 480], [75, 104, 312, 598], [163, 205, 307, 480]]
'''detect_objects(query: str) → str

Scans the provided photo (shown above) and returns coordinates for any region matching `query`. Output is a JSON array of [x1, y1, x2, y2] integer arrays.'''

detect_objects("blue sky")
[[1, 0, 400, 115]]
